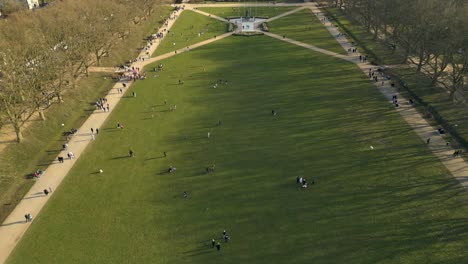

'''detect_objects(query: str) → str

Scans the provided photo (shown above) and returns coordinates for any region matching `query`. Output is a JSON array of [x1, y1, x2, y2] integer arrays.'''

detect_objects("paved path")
[[264, 4, 468, 188], [188, 7, 227, 22], [263, 31, 352, 62], [144, 32, 234, 66], [187, 3, 314, 8], [266, 6, 305, 22], [88, 67, 118, 73]]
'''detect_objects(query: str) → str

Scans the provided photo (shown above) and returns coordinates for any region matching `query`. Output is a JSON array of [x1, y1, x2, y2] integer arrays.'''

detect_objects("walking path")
[[143, 32, 234, 66], [187, 3, 313, 8], [266, 6, 305, 22], [263, 31, 352, 62], [88, 67, 119, 73], [263, 4, 468, 188], [1, 3, 468, 263], [188, 7, 227, 22]]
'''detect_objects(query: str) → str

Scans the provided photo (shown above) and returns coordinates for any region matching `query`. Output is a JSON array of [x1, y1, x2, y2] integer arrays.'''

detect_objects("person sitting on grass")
[[168, 166, 176, 173]]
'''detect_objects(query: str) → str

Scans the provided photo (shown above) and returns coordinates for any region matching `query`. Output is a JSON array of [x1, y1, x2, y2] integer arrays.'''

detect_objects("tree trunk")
[[14, 125, 22, 143], [373, 27, 378, 40], [416, 50, 425, 73], [56, 92, 63, 103], [39, 110, 46, 121], [95, 52, 101, 66]]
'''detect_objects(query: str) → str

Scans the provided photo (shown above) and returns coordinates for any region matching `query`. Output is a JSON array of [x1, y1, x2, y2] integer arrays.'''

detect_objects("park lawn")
[[269, 8, 347, 55], [152, 10, 227, 57], [7, 36, 468, 264], [197, 6, 296, 18]]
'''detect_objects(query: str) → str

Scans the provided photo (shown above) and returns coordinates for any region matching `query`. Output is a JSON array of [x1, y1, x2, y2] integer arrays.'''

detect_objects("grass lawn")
[[197, 6, 296, 18], [269, 8, 346, 55], [152, 10, 226, 57], [7, 35, 468, 264]]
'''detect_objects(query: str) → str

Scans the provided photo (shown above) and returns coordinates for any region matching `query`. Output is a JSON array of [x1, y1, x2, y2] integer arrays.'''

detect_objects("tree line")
[[325, 0, 468, 98], [0, 0, 163, 142]]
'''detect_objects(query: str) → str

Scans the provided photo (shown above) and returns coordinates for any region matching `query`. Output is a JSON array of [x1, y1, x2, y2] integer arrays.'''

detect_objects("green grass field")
[[7, 34, 468, 263], [197, 6, 296, 18], [269, 8, 346, 55], [6, 6, 468, 264], [152, 10, 226, 57]]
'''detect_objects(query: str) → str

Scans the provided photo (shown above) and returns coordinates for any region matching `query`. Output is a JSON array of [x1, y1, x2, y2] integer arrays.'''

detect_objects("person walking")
[[216, 242, 221, 251], [212, 239, 216, 247], [96, 128, 99, 135], [91, 128, 94, 134], [207, 132, 210, 139], [427, 138, 431, 144], [164, 152, 167, 158]]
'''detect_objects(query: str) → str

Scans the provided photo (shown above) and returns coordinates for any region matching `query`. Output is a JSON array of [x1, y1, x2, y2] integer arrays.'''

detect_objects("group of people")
[[212, 79, 228, 89], [392, 95, 399, 107], [96, 97, 110, 112], [296, 177, 314, 189], [211, 230, 230, 251]]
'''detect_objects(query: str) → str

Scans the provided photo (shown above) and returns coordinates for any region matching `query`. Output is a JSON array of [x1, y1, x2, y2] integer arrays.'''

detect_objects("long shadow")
[[145, 156, 164, 161], [0, 221, 25, 227], [111, 156, 130, 160], [23, 195, 45, 200], [183, 244, 214, 257]]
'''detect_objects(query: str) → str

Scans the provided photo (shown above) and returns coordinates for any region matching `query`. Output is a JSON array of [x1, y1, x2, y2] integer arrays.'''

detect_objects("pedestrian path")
[[266, 6, 306, 22], [88, 67, 118, 73], [263, 31, 352, 62], [188, 7, 228, 22], [263, 3, 468, 189], [144, 32, 234, 66]]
